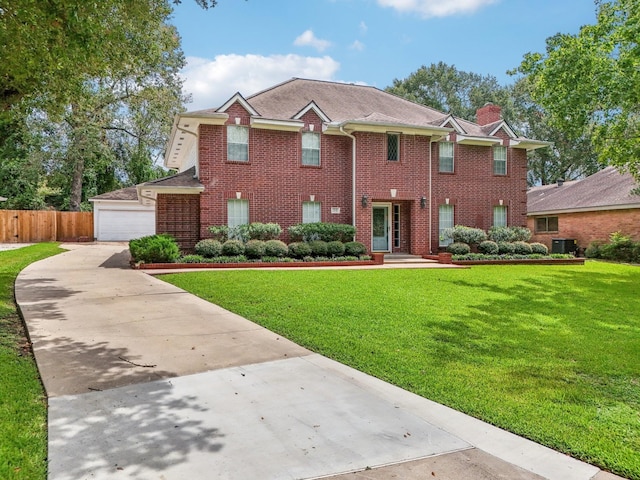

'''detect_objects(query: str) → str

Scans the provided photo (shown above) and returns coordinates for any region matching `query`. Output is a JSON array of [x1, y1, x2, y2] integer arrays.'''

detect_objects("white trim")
[[488, 120, 518, 138], [217, 92, 259, 116], [250, 117, 304, 131], [510, 138, 553, 151], [456, 135, 502, 146], [438, 115, 466, 134], [528, 203, 640, 216], [293, 101, 331, 122], [337, 120, 451, 137], [371, 203, 392, 252]]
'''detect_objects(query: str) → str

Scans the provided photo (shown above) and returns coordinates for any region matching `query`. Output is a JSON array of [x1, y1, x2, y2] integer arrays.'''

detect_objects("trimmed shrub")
[[288, 242, 312, 258], [248, 222, 282, 241], [228, 224, 250, 242], [511, 226, 532, 242], [530, 242, 549, 255], [308, 240, 328, 257], [264, 240, 288, 257], [344, 241, 367, 256], [194, 239, 223, 258], [207, 225, 229, 242], [447, 242, 471, 255], [478, 240, 499, 255], [244, 240, 266, 259], [129, 234, 180, 264], [497, 241, 516, 254], [585, 241, 603, 259], [513, 241, 533, 255], [326, 241, 346, 257], [288, 222, 356, 242], [449, 225, 487, 245], [222, 239, 245, 256], [488, 226, 513, 243]]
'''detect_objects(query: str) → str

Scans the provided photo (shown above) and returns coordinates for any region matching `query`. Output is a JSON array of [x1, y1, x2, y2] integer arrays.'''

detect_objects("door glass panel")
[[372, 206, 388, 251]]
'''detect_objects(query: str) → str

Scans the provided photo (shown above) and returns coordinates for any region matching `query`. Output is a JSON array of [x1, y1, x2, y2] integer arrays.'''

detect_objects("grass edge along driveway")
[[163, 261, 640, 480], [0, 243, 65, 480]]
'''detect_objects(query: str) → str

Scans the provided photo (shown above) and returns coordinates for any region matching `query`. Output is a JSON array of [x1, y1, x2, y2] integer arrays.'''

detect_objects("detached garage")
[[90, 187, 155, 241]]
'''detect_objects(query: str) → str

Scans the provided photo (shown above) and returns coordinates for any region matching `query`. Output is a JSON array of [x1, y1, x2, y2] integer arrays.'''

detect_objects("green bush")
[[228, 225, 250, 242], [530, 242, 549, 255], [244, 240, 266, 259], [513, 241, 533, 255], [207, 225, 229, 242], [194, 239, 223, 258], [288, 242, 313, 258], [179, 254, 208, 263], [222, 239, 245, 256], [248, 223, 282, 241], [585, 241, 603, 258], [447, 242, 471, 255], [497, 241, 516, 254], [288, 222, 356, 242], [129, 234, 180, 264], [208, 255, 247, 263], [446, 225, 487, 245], [488, 226, 532, 243], [326, 241, 346, 257], [264, 239, 288, 257], [478, 240, 499, 255], [308, 240, 328, 257], [344, 241, 367, 256], [599, 231, 638, 263], [510, 226, 532, 242]]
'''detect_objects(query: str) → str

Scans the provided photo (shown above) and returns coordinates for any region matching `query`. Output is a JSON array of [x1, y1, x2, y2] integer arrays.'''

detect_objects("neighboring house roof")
[[166, 78, 549, 170], [527, 167, 640, 215], [90, 187, 140, 202]]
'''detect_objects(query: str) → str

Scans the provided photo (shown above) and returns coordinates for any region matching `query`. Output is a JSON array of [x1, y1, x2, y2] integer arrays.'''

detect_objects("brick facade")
[[156, 194, 200, 251], [529, 208, 640, 251]]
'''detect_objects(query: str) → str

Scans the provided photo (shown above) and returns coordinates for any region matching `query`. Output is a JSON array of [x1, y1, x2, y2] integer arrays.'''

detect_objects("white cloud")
[[359, 21, 368, 34], [294, 30, 332, 52], [181, 54, 341, 110], [350, 40, 365, 51], [377, 0, 498, 18]]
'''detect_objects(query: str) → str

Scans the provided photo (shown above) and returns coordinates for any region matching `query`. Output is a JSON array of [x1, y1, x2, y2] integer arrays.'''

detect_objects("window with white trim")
[[439, 142, 454, 173], [493, 205, 507, 227], [302, 201, 321, 223], [227, 199, 249, 228], [439, 205, 454, 247], [227, 125, 249, 162], [302, 132, 320, 166], [493, 146, 507, 175], [387, 133, 399, 161]]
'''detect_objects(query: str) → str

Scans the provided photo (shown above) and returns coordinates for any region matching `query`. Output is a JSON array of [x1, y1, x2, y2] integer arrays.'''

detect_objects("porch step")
[[383, 254, 436, 264]]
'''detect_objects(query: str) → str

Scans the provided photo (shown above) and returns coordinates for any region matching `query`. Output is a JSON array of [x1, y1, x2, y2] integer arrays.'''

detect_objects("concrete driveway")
[[16, 243, 621, 480]]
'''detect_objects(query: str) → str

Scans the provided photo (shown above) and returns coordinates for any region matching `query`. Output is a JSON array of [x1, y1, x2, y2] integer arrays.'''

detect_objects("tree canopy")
[[516, 0, 640, 178]]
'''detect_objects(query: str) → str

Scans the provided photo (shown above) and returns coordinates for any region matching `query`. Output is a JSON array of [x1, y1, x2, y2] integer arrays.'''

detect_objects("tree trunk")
[[68, 151, 84, 212]]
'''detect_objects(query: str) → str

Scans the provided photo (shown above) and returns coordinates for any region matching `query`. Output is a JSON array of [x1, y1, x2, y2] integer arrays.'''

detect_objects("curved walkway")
[[16, 243, 622, 480]]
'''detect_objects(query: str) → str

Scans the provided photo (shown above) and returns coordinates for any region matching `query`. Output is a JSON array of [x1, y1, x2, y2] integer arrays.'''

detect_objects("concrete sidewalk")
[[16, 243, 622, 480]]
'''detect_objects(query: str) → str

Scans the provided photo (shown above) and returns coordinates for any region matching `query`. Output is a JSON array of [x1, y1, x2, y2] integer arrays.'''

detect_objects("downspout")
[[429, 138, 434, 254], [339, 125, 357, 238]]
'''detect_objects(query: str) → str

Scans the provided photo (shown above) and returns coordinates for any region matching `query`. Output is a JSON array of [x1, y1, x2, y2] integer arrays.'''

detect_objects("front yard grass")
[[163, 261, 640, 479], [0, 243, 64, 480]]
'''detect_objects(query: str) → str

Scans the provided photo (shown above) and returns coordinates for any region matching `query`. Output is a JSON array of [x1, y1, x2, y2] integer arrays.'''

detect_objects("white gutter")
[[429, 138, 434, 253], [339, 125, 357, 236]]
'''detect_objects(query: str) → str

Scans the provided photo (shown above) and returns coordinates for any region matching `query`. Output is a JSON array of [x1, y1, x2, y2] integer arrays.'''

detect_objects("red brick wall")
[[529, 208, 640, 250], [198, 104, 352, 243], [156, 194, 200, 251]]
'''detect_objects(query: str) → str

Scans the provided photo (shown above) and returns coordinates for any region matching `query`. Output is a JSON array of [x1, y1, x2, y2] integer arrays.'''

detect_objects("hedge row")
[[585, 232, 640, 263]]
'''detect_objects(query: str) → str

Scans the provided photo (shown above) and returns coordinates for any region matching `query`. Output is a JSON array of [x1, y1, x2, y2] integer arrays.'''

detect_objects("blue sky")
[[171, 0, 598, 111]]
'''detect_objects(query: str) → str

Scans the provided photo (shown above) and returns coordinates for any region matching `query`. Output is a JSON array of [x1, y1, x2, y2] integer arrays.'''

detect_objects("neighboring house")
[[528, 167, 640, 250], [89, 187, 156, 241], [139, 78, 548, 253]]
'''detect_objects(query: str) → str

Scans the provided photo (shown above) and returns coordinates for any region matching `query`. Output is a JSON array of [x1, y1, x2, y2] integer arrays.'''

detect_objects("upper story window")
[[227, 125, 249, 162], [535, 216, 558, 233], [387, 133, 399, 161], [493, 205, 507, 227], [302, 201, 321, 223], [302, 132, 320, 166], [439, 142, 454, 173], [493, 146, 507, 175]]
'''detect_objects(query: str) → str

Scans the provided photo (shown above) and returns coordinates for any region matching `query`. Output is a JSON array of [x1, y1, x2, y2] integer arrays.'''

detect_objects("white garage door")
[[97, 209, 155, 241]]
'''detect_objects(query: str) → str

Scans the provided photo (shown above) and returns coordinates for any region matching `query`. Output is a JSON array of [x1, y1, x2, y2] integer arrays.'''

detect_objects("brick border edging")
[[451, 258, 585, 265]]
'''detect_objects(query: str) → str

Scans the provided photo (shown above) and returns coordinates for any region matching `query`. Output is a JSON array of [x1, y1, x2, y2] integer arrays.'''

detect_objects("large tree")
[[516, 0, 640, 179]]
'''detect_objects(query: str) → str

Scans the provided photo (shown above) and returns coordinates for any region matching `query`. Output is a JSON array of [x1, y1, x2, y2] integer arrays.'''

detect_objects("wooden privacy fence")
[[0, 210, 94, 243]]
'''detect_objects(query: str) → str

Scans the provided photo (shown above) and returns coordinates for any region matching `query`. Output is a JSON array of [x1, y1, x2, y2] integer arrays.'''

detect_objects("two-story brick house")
[[138, 78, 548, 253]]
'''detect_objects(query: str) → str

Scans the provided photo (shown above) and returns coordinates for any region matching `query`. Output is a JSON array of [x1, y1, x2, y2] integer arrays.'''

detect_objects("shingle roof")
[[527, 167, 640, 214], [141, 167, 202, 188], [90, 186, 139, 201]]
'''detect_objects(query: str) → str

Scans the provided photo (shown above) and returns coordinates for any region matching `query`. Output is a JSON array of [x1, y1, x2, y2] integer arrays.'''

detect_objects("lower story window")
[[227, 199, 249, 228], [493, 206, 507, 227], [439, 205, 454, 247], [302, 201, 321, 223], [535, 216, 559, 232]]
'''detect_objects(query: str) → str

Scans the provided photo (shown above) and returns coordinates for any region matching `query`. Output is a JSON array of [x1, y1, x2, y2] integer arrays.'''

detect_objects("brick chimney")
[[476, 103, 502, 125]]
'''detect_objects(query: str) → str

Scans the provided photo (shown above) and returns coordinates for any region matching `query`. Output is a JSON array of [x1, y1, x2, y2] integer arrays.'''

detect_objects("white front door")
[[372, 204, 391, 252]]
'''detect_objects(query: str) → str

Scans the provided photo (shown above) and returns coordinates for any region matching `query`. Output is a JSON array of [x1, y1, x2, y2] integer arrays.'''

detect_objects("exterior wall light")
[[361, 194, 369, 208], [420, 196, 427, 209]]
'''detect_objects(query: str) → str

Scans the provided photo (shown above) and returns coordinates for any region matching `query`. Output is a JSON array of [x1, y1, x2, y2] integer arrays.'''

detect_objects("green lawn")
[[0, 243, 64, 480], [163, 261, 640, 479]]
